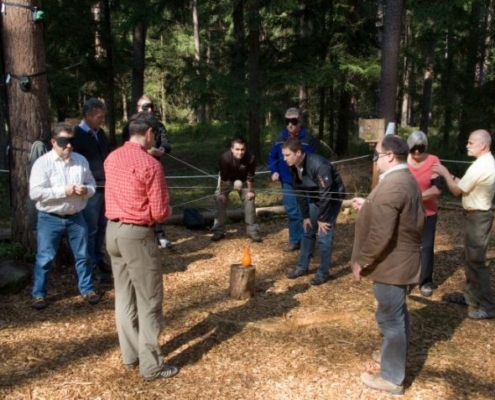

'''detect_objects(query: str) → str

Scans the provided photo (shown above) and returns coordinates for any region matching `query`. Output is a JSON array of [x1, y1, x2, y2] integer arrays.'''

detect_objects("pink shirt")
[[408, 154, 440, 216], [104, 141, 170, 225]]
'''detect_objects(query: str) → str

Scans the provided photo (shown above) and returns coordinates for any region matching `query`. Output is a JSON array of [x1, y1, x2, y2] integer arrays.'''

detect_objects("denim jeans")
[[32, 211, 95, 299], [419, 214, 437, 287], [373, 282, 409, 386], [282, 182, 302, 245], [296, 200, 341, 278], [82, 190, 107, 265]]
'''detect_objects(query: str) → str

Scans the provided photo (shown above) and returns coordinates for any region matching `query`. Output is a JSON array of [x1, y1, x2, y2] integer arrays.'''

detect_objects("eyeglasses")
[[140, 102, 154, 112], [409, 144, 426, 154], [372, 149, 389, 162], [54, 137, 74, 148], [285, 117, 299, 126]]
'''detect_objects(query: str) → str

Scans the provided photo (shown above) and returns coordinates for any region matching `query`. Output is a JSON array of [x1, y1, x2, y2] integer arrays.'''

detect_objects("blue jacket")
[[268, 126, 318, 184]]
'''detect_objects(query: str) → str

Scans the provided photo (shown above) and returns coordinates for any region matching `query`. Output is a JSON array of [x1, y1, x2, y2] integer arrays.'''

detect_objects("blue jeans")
[[282, 182, 302, 245], [32, 211, 95, 299], [82, 190, 107, 265], [374, 283, 409, 385], [296, 200, 341, 278]]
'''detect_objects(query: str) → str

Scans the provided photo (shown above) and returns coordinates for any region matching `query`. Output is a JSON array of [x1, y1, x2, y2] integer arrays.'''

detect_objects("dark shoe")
[[283, 243, 300, 252], [468, 309, 495, 320], [124, 361, 139, 370], [444, 292, 470, 307], [97, 260, 113, 275], [249, 233, 262, 243], [286, 268, 307, 279], [310, 275, 329, 286], [82, 291, 101, 305], [143, 364, 179, 381], [211, 232, 225, 242], [157, 231, 173, 249], [420, 283, 434, 297], [33, 297, 47, 310], [360, 372, 404, 395], [371, 350, 381, 364]]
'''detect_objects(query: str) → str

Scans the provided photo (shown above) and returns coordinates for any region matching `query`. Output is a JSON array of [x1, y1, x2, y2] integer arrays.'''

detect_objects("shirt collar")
[[379, 163, 408, 182], [79, 120, 98, 134]]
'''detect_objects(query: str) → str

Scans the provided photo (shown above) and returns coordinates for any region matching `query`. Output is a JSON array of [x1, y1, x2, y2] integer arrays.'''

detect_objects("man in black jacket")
[[281, 139, 345, 285], [72, 98, 112, 280]]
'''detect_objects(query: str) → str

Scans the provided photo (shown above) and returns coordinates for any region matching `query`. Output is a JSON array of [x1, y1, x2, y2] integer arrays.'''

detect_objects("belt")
[[44, 211, 78, 219], [464, 209, 491, 214], [110, 219, 154, 228]]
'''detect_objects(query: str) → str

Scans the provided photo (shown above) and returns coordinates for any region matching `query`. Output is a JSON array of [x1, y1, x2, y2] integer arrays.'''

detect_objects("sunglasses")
[[285, 117, 299, 126], [54, 137, 75, 147], [409, 144, 426, 154]]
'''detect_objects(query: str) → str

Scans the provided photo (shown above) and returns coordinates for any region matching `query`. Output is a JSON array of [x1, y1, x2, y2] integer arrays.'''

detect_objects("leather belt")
[[44, 211, 77, 219], [110, 219, 154, 228], [464, 209, 491, 214]]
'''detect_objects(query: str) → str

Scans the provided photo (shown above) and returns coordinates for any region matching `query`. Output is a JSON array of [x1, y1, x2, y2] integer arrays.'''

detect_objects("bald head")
[[467, 129, 492, 158], [471, 129, 492, 146]]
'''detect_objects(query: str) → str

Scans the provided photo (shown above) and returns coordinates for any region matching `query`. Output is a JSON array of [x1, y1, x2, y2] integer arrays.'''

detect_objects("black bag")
[[183, 208, 205, 230]]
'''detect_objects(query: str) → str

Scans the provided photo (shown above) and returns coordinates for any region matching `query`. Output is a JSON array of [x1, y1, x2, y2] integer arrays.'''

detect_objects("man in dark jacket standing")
[[281, 139, 345, 285], [72, 98, 112, 280], [351, 135, 425, 395], [268, 108, 318, 252]]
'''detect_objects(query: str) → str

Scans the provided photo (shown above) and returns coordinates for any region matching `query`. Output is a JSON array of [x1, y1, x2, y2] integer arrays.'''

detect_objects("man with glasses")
[[433, 129, 495, 320], [282, 139, 345, 285], [105, 112, 178, 380], [29, 123, 100, 310], [351, 135, 424, 395], [268, 108, 317, 252], [122, 95, 172, 248]]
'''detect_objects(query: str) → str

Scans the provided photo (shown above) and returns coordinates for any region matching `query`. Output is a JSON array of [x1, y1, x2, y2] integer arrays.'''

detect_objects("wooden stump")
[[229, 264, 255, 300]]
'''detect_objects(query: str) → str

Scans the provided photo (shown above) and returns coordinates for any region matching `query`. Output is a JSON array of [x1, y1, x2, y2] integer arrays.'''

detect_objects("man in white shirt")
[[29, 123, 100, 310], [433, 129, 495, 319]]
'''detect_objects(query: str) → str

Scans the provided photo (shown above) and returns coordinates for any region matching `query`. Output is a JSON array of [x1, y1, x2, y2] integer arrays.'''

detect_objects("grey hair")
[[407, 130, 428, 150]]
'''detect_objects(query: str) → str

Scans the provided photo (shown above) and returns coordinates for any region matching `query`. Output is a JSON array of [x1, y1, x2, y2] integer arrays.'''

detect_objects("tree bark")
[[192, 0, 206, 124], [419, 39, 435, 135], [232, 0, 246, 137], [378, 0, 403, 127], [2, 1, 51, 251], [101, 0, 116, 147], [130, 21, 147, 114], [229, 264, 255, 300]]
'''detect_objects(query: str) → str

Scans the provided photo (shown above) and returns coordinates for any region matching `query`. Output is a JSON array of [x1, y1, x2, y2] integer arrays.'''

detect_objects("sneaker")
[[371, 350, 381, 364], [82, 291, 101, 305], [159, 237, 173, 249], [211, 232, 225, 242], [33, 297, 47, 310], [283, 243, 300, 252], [468, 308, 495, 320], [420, 283, 434, 297], [360, 372, 404, 395], [286, 268, 307, 279], [310, 275, 329, 286], [249, 233, 262, 243], [143, 364, 179, 381]]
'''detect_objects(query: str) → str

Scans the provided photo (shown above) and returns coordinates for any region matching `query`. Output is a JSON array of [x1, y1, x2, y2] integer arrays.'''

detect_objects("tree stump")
[[229, 264, 255, 300]]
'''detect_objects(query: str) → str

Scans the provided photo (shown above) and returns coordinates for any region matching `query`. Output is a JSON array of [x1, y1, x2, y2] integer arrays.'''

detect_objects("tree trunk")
[[2, 1, 51, 251], [441, 28, 454, 147], [232, 0, 246, 137], [101, 0, 116, 147], [419, 40, 435, 135], [335, 90, 350, 155], [400, 10, 411, 128], [298, 0, 309, 123], [246, 0, 261, 159], [378, 0, 403, 127], [192, 0, 206, 124], [130, 22, 147, 114]]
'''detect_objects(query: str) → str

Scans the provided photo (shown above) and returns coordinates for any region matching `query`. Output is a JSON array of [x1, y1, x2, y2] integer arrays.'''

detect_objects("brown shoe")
[[371, 350, 381, 364], [360, 372, 404, 395]]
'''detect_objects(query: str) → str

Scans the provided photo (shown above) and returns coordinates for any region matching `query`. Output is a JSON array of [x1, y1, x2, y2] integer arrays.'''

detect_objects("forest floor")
[[1, 207, 495, 400]]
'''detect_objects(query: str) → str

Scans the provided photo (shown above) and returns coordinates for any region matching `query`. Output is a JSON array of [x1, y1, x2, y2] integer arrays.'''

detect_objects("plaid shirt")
[[104, 141, 170, 225]]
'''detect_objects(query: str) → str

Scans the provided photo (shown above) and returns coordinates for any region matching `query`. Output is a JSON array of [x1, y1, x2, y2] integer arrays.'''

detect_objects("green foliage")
[[0, 242, 29, 262]]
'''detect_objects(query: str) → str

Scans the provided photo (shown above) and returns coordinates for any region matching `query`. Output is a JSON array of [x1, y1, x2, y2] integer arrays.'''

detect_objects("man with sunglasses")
[[351, 135, 424, 395], [122, 95, 172, 249], [29, 123, 100, 310], [268, 108, 317, 252], [433, 129, 495, 320]]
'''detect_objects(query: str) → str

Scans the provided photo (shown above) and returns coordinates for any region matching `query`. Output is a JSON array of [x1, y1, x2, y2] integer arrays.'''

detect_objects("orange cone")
[[241, 246, 251, 267]]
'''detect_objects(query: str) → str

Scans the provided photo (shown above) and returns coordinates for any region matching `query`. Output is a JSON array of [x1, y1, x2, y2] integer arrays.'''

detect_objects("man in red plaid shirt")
[[104, 112, 178, 381]]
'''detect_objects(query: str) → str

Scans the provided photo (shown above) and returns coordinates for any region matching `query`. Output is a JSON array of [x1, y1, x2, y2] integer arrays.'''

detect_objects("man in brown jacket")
[[351, 135, 425, 395]]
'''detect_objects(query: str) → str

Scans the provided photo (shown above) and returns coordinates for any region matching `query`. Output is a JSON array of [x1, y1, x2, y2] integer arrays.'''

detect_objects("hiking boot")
[[286, 268, 307, 279], [371, 350, 381, 364], [283, 243, 300, 252], [420, 283, 434, 297], [360, 372, 404, 395], [143, 364, 179, 381], [248, 233, 262, 243], [211, 232, 225, 242], [468, 308, 495, 320], [82, 291, 101, 306], [33, 297, 47, 310], [310, 275, 329, 286]]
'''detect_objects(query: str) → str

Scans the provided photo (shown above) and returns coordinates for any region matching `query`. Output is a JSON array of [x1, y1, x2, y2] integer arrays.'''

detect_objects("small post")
[[229, 264, 256, 300]]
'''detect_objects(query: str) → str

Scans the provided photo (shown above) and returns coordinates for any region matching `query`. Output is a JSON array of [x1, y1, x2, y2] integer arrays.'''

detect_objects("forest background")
[[0, 0, 493, 253]]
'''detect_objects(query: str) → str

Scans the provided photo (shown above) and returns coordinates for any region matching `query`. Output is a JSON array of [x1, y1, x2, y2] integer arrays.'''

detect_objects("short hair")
[[381, 134, 409, 163], [230, 136, 246, 147], [137, 95, 153, 108], [285, 107, 301, 119], [82, 98, 106, 118], [281, 138, 304, 153], [128, 112, 158, 136], [407, 130, 428, 150], [52, 122, 74, 138]]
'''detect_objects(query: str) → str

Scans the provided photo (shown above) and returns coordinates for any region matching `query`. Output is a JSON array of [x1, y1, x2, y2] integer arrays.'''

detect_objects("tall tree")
[[1, 0, 51, 250], [378, 0, 404, 128]]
